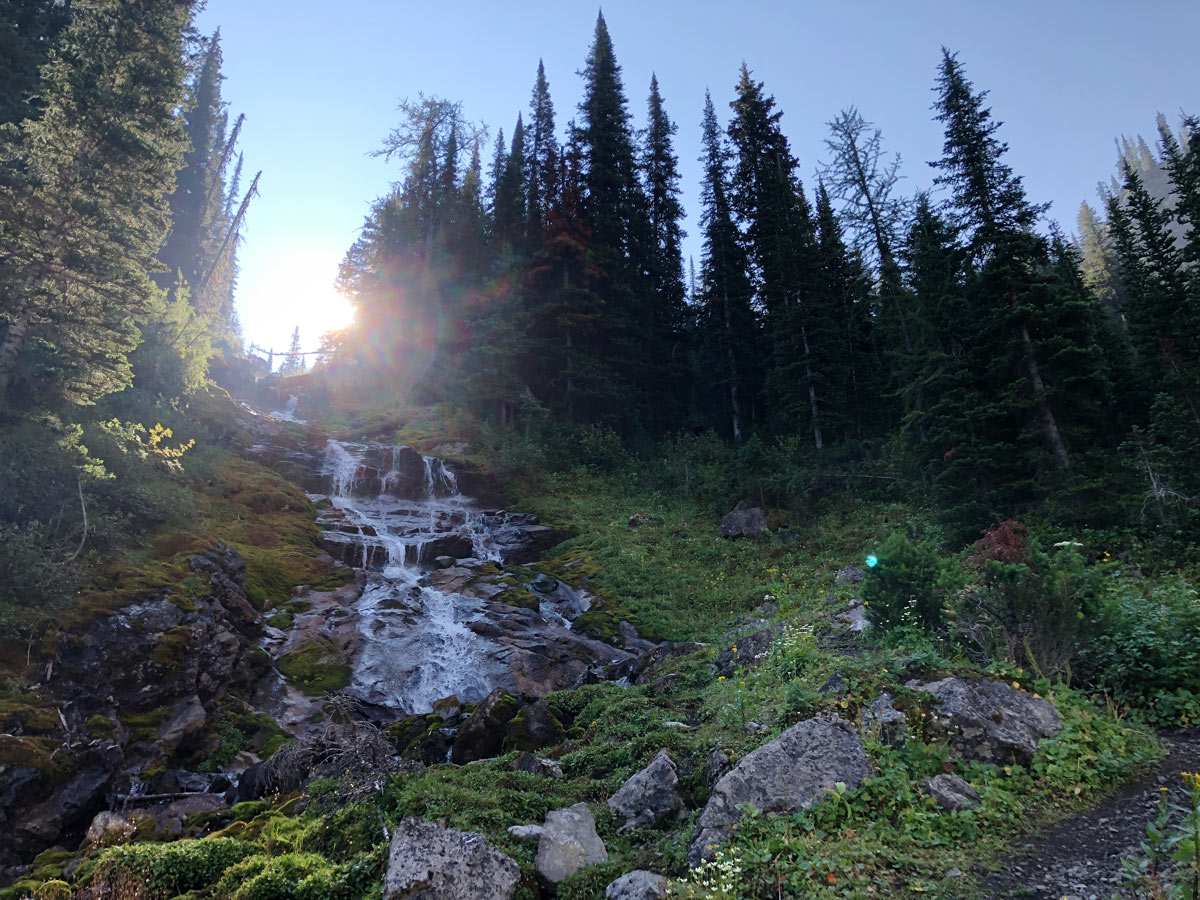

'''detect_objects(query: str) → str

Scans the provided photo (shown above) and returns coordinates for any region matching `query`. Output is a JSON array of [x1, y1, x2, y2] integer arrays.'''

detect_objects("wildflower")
[[717, 675, 726, 681], [732, 645, 738, 653]]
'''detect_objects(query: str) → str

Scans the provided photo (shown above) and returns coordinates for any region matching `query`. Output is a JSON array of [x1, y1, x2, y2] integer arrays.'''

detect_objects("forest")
[[0, 2, 1198, 899]]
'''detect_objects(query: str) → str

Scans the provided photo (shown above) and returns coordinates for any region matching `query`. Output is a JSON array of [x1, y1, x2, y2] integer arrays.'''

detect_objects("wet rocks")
[[607, 749, 684, 832], [924, 774, 981, 811], [156, 695, 207, 754], [689, 716, 870, 865], [605, 870, 669, 899], [913, 677, 1062, 766], [535, 803, 608, 884], [719, 500, 768, 538], [384, 817, 520, 900]]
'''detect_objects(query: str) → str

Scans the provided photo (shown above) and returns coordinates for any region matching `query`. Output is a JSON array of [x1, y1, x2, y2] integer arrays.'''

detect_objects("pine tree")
[[0, 0, 192, 416], [525, 60, 559, 239], [280, 325, 304, 375], [0, 1, 71, 127], [494, 114, 526, 247], [695, 90, 758, 441]]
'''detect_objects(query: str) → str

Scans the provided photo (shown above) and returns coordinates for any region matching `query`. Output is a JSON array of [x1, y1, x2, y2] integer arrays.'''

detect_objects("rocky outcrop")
[[689, 716, 870, 865], [861, 692, 906, 746], [924, 774, 981, 811], [451, 689, 519, 763], [719, 501, 768, 538], [607, 749, 684, 832], [535, 803, 608, 884], [713, 623, 778, 675], [503, 699, 565, 752], [384, 817, 520, 900], [606, 870, 669, 899], [913, 677, 1061, 766]]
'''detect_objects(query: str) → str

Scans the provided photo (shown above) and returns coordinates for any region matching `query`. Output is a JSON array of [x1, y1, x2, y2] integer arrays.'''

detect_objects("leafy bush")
[[863, 533, 952, 631], [1077, 577, 1200, 722], [957, 522, 1099, 676]]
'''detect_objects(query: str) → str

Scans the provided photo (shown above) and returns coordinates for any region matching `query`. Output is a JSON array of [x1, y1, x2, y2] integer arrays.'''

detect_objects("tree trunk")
[[1021, 322, 1071, 471], [720, 285, 742, 442], [799, 322, 823, 450]]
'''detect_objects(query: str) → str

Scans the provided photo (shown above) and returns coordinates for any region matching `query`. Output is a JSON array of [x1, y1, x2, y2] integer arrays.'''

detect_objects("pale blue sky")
[[194, 0, 1200, 355]]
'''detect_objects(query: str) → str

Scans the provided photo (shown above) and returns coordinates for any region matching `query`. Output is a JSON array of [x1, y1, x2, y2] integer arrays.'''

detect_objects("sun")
[[239, 249, 356, 357]]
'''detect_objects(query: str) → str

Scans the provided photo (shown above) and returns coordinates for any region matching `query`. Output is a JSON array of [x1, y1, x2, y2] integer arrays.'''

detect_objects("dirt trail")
[[982, 728, 1200, 899]]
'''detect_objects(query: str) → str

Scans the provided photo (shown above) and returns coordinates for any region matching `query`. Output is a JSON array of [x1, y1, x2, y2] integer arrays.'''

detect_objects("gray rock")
[[702, 748, 730, 788], [713, 625, 778, 675], [861, 692, 906, 746], [818, 670, 848, 696], [158, 695, 207, 753], [607, 749, 684, 832], [924, 774, 981, 811], [535, 802, 608, 884], [510, 752, 563, 778], [689, 716, 869, 865], [606, 870, 669, 899], [384, 817, 520, 900], [433, 556, 457, 569], [85, 810, 134, 845], [835, 604, 870, 633], [507, 824, 542, 842], [914, 677, 1062, 766], [835, 566, 867, 585], [719, 501, 768, 538]]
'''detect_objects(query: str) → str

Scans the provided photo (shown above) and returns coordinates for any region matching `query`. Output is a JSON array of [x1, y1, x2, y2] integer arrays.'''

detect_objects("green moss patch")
[[276, 638, 351, 696]]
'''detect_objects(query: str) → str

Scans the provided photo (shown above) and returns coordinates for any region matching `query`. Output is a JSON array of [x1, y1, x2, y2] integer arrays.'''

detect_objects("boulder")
[[607, 749, 684, 832], [713, 625, 778, 675], [503, 700, 565, 752], [689, 716, 869, 865], [507, 824, 542, 842], [535, 802, 608, 885], [702, 748, 730, 788], [157, 695, 207, 754], [384, 817, 520, 900], [606, 870, 669, 900], [913, 677, 1061, 766], [451, 689, 519, 764], [719, 501, 768, 539], [924, 774, 981, 812], [510, 752, 563, 778], [835, 566, 867, 585], [85, 810, 135, 845]]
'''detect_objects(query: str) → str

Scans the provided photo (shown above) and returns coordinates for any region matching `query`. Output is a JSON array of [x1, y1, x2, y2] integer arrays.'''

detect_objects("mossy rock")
[[0, 735, 73, 781], [264, 612, 294, 630], [151, 625, 192, 673], [502, 700, 566, 753], [0, 697, 61, 735], [494, 587, 539, 610], [275, 638, 350, 696], [85, 715, 119, 739], [120, 705, 172, 742]]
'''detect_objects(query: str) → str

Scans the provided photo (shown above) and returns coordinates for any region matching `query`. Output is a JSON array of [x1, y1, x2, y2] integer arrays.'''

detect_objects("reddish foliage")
[[967, 519, 1030, 566]]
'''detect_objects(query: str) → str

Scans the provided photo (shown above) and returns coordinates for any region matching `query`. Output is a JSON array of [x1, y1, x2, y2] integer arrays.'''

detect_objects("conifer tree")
[[695, 91, 758, 441], [494, 115, 526, 247], [0, 0, 192, 416], [0, 0, 71, 126], [525, 60, 559, 239]]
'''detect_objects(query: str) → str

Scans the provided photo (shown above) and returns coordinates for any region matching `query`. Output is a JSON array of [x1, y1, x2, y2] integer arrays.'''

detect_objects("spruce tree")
[[695, 90, 758, 441], [0, 0, 71, 126], [525, 60, 559, 239], [0, 0, 192, 416]]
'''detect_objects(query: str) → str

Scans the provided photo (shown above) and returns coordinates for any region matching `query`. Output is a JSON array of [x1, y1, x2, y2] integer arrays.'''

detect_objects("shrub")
[[862, 533, 951, 631]]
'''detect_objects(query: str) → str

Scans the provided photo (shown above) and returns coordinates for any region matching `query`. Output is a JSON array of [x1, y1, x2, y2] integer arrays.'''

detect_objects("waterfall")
[[320, 441, 506, 712]]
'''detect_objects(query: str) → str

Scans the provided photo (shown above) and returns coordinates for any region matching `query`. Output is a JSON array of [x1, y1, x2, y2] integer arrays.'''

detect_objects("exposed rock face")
[[607, 749, 684, 832], [157, 695, 207, 754], [451, 689, 519, 763], [913, 677, 1062, 766], [606, 870, 669, 899], [702, 749, 731, 788], [689, 717, 870, 865], [535, 803, 608, 884], [719, 500, 768, 538], [714, 624, 778, 675], [924, 774, 981, 811], [384, 817, 520, 900]]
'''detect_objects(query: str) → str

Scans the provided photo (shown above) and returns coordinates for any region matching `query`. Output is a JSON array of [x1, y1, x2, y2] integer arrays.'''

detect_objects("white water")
[[322, 441, 505, 712], [270, 395, 305, 423]]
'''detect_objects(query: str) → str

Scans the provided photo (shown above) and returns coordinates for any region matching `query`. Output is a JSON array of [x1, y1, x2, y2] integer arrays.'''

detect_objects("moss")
[[86, 715, 119, 739], [0, 735, 73, 781], [265, 612, 294, 630], [276, 638, 350, 696], [0, 696, 61, 735], [121, 705, 172, 742], [494, 587, 539, 610], [536, 549, 602, 587], [151, 625, 192, 673], [230, 800, 268, 822]]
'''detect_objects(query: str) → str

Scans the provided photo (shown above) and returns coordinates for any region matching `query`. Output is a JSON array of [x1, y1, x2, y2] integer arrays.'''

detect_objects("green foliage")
[[276, 639, 351, 696], [80, 838, 257, 900], [863, 533, 953, 631], [1077, 576, 1200, 723]]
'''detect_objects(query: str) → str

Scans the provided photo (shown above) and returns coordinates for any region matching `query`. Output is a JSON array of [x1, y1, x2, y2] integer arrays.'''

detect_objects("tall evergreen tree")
[[695, 90, 758, 441], [0, 1, 71, 127], [525, 60, 559, 239], [0, 0, 192, 416]]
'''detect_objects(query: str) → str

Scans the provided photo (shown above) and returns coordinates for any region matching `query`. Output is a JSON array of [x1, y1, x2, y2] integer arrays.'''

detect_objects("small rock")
[[606, 870, 669, 899], [861, 692, 906, 746], [85, 810, 134, 845], [835, 566, 867, 585], [719, 500, 768, 539], [925, 774, 981, 811], [510, 752, 563, 778], [945, 868, 963, 879], [433, 555, 457, 569], [607, 749, 685, 832], [818, 670, 848, 696], [536, 802, 608, 884], [507, 824, 543, 842]]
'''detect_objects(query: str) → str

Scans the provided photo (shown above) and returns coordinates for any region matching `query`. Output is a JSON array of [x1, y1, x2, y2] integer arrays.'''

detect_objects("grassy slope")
[[2, 409, 1171, 900]]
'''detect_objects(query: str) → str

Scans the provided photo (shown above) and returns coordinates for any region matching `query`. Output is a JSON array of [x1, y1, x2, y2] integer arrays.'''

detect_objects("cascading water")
[[321, 441, 506, 713]]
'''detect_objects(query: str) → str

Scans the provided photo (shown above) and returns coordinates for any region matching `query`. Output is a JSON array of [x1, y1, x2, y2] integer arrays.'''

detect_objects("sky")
[[193, 0, 1200, 358]]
